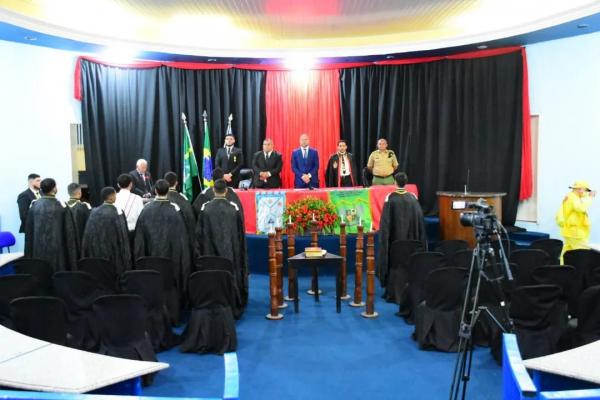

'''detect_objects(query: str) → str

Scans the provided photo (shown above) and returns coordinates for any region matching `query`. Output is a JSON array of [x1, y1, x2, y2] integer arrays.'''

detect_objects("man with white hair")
[[129, 158, 154, 197]]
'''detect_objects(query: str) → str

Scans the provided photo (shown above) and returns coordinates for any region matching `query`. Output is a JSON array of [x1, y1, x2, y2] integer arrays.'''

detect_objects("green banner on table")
[[329, 189, 372, 234]]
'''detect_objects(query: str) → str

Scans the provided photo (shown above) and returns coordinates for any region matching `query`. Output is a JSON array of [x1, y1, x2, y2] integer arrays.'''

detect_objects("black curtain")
[[339, 52, 523, 225], [80, 60, 266, 204]]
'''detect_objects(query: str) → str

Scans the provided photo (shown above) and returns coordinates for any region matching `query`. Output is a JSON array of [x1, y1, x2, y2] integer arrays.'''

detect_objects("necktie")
[[303, 148, 307, 159], [227, 147, 231, 159]]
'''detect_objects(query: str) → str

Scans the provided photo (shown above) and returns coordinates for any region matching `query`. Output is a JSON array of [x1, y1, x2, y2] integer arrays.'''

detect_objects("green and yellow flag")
[[202, 110, 214, 188], [182, 113, 199, 201]]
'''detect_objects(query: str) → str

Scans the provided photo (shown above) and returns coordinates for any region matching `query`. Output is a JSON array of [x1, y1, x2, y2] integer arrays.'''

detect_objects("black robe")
[[377, 189, 427, 288], [167, 190, 196, 243], [134, 199, 191, 296], [195, 198, 248, 311], [67, 199, 91, 243], [24, 197, 79, 272], [192, 187, 243, 219], [81, 204, 132, 274], [325, 152, 358, 187]]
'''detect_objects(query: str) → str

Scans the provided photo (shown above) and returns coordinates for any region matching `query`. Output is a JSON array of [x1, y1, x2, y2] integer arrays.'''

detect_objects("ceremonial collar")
[[155, 196, 169, 201], [395, 188, 408, 194], [168, 188, 177, 192], [41, 195, 56, 199]]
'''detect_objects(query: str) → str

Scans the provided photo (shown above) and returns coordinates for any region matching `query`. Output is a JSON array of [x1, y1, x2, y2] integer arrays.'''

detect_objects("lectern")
[[437, 191, 506, 248]]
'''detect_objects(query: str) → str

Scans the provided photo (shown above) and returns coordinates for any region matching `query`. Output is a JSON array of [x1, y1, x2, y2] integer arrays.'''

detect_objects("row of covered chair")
[[1, 256, 239, 357]]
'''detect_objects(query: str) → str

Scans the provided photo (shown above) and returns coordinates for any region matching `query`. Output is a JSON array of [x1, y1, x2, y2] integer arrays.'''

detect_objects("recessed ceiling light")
[[477, 45, 488, 49], [577, 23, 589, 29], [386, 55, 395, 59], [24, 36, 37, 41], [207, 58, 217, 62]]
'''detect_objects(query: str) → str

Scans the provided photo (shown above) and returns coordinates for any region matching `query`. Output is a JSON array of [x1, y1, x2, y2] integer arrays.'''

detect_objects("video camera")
[[459, 198, 499, 235]]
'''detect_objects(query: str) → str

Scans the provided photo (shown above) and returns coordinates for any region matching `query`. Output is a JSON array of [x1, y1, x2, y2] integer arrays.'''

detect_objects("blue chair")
[[0, 231, 16, 253]]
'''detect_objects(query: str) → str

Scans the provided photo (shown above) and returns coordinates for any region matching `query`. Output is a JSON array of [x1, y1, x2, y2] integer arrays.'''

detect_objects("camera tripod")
[[449, 231, 514, 400]]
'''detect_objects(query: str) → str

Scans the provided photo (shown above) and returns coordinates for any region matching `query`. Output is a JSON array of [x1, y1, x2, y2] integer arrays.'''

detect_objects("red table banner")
[[235, 185, 418, 234]]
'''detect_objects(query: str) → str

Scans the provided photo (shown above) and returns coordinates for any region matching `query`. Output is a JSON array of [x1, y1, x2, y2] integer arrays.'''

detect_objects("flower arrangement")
[[283, 197, 339, 234]]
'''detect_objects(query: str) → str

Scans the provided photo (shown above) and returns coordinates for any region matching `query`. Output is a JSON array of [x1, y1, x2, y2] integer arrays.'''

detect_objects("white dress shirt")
[[115, 188, 144, 231]]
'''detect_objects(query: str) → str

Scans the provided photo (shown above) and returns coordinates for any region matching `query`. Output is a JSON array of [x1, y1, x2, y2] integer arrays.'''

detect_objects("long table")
[[236, 185, 418, 234]]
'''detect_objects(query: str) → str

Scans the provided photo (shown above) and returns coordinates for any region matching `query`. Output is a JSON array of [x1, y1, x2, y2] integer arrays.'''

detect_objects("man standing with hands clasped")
[[367, 138, 398, 186], [215, 132, 244, 188], [291, 133, 320, 188]]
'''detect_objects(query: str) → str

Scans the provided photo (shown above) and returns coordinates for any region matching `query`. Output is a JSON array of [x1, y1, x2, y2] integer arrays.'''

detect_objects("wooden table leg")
[[266, 232, 283, 320], [350, 225, 365, 307], [362, 229, 379, 318]]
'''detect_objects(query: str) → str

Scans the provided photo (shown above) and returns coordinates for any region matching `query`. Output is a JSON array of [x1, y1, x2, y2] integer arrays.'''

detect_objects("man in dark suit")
[[215, 133, 244, 188], [129, 159, 154, 198], [252, 138, 282, 189], [291, 133, 319, 188], [17, 173, 41, 233]]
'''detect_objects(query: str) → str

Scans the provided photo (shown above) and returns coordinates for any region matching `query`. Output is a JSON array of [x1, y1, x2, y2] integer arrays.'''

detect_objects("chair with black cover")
[[53, 271, 108, 351], [509, 284, 569, 359], [383, 240, 424, 304], [120, 270, 178, 352], [362, 167, 373, 187], [532, 265, 579, 318], [194, 256, 235, 274], [238, 168, 254, 190], [180, 270, 237, 354], [414, 267, 467, 352], [10, 296, 68, 345], [435, 240, 469, 265], [77, 257, 118, 293], [576, 285, 600, 346], [0, 274, 39, 328], [563, 249, 600, 290], [136, 257, 180, 326], [13, 258, 54, 295], [530, 239, 563, 266], [452, 249, 473, 269], [93, 294, 157, 385], [402, 251, 446, 323], [510, 249, 550, 286]]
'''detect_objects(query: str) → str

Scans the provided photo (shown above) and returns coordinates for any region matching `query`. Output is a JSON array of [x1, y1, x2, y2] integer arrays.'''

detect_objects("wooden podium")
[[437, 191, 506, 248]]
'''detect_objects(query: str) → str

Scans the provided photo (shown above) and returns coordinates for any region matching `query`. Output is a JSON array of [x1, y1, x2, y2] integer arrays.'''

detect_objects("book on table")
[[305, 247, 327, 258]]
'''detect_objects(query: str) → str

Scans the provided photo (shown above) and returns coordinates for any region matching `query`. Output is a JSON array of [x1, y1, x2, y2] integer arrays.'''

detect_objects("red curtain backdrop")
[[265, 69, 341, 188]]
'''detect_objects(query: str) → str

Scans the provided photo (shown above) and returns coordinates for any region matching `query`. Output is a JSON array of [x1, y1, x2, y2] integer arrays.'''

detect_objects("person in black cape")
[[377, 172, 427, 299], [192, 168, 243, 218], [195, 179, 248, 316], [164, 172, 196, 243], [325, 139, 358, 187], [134, 180, 192, 305], [81, 187, 132, 274], [17, 173, 41, 233], [24, 178, 79, 271], [66, 182, 91, 243]]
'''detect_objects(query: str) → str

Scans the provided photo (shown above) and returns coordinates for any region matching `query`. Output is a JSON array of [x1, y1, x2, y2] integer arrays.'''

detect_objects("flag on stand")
[[181, 113, 199, 201], [202, 110, 214, 188]]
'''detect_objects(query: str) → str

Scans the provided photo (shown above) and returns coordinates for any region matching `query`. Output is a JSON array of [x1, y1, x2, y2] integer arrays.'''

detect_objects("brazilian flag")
[[202, 113, 214, 188]]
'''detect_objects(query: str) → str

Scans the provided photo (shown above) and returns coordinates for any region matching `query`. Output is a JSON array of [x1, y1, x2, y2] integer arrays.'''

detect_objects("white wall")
[[0, 40, 81, 251], [519, 31, 600, 244]]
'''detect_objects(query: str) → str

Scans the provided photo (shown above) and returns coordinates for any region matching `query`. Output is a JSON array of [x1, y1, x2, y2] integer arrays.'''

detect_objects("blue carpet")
[[143, 274, 501, 400]]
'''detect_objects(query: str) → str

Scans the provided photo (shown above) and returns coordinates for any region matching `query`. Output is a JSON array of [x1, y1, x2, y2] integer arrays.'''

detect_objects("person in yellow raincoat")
[[556, 180, 596, 262]]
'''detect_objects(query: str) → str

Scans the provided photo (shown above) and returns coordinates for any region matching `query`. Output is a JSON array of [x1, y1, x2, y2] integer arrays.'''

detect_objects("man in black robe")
[[134, 179, 191, 305], [325, 140, 358, 187], [24, 178, 78, 271], [81, 187, 131, 274], [195, 179, 248, 315], [66, 182, 91, 243], [377, 172, 427, 296], [164, 172, 196, 242], [192, 168, 243, 218], [17, 173, 41, 233]]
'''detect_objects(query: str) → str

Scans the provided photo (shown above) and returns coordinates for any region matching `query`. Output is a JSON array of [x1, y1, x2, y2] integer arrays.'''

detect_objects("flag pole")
[[181, 112, 202, 190]]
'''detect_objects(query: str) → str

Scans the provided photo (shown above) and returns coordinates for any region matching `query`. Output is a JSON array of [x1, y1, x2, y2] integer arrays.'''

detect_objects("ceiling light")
[[577, 23, 589, 29], [207, 58, 217, 62], [283, 54, 317, 70], [24, 36, 37, 41], [386, 55, 395, 59], [477, 45, 488, 49]]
